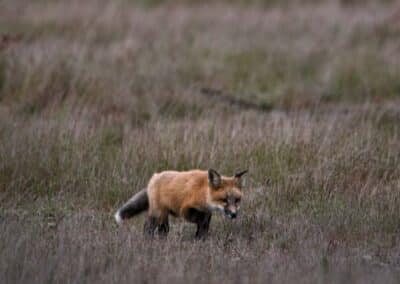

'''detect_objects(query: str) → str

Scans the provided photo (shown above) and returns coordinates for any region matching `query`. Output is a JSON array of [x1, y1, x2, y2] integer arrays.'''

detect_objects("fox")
[[114, 168, 248, 239]]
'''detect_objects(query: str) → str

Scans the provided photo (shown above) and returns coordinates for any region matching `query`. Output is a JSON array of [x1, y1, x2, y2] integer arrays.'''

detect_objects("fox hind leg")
[[144, 213, 169, 238], [157, 215, 169, 237], [144, 216, 157, 237]]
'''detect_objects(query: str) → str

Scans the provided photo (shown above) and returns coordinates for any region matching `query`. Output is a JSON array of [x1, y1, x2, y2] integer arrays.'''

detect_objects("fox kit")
[[114, 169, 247, 239]]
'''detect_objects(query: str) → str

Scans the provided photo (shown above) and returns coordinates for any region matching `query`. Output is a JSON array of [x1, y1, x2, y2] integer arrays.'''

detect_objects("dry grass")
[[1, 0, 400, 283]]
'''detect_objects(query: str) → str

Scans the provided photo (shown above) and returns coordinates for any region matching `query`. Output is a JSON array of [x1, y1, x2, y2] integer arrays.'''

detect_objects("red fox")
[[114, 169, 247, 239]]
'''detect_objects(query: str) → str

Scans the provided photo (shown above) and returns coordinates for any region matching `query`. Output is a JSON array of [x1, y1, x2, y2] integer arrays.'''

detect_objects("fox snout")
[[228, 212, 237, 219], [224, 206, 238, 219]]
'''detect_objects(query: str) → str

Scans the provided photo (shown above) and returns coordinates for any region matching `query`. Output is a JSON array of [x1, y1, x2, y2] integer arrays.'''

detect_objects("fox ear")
[[208, 169, 221, 189], [234, 170, 248, 188], [234, 170, 248, 179]]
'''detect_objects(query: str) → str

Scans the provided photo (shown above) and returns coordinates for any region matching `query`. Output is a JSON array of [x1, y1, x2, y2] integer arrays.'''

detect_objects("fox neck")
[[205, 187, 224, 213]]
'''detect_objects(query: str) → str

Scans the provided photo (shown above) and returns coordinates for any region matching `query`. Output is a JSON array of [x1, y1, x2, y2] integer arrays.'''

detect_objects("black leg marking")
[[143, 216, 157, 237], [157, 220, 169, 238], [184, 208, 212, 240], [195, 213, 211, 240]]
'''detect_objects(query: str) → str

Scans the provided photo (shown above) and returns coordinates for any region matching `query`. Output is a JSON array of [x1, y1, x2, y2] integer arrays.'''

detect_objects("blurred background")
[[1, 0, 399, 120]]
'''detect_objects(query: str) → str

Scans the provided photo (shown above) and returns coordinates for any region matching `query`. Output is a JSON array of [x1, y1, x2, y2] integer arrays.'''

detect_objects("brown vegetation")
[[1, 0, 400, 283]]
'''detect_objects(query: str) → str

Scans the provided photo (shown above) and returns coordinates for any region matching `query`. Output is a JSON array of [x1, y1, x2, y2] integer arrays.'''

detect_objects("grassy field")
[[1, 0, 400, 283]]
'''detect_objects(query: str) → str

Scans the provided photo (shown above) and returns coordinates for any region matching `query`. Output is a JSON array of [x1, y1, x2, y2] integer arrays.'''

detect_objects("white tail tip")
[[114, 211, 123, 225]]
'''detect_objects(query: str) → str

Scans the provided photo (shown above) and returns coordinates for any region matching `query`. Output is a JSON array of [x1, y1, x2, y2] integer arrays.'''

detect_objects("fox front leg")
[[195, 213, 211, 240], [183, 207, 212, 240]]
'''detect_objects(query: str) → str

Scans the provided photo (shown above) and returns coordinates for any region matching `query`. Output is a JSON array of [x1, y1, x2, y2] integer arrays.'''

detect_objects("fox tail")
[[114, 189, 149, 224]]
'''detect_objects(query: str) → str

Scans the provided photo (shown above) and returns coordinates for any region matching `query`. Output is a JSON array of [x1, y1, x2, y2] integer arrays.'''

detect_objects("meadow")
[[1, 0, 400, 283]]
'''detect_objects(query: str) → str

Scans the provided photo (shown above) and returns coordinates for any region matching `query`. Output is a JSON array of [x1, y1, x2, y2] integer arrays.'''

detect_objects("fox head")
[[207, 169, 247, 219]]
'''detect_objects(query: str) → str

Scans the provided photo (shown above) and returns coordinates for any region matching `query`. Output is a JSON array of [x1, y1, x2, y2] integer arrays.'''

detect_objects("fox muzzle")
[[224, 207, 238, 219]]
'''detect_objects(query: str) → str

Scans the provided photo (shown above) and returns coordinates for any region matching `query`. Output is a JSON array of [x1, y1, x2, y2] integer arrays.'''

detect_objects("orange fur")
[[147, 170, 242, 220], [115, 168, 246, 238]]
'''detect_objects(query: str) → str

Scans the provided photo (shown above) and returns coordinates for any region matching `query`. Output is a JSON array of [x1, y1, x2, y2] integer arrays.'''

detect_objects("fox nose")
[[231, 212, 237, 219]]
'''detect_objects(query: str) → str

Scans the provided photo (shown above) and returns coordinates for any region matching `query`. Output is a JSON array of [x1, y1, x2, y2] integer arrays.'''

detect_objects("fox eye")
[[235, 198, 241, 204], [220, 198, 228, 203]]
